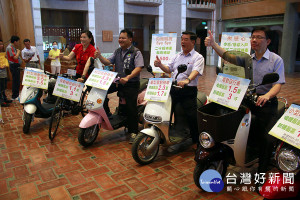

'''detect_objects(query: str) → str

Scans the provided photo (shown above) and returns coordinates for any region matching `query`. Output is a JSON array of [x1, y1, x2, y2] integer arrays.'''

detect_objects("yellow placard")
[[0, 52, 9, 68]]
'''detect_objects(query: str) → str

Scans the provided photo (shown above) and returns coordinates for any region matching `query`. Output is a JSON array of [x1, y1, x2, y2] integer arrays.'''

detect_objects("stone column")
[[155, 0, 164, 34], [181, 0, 186, 33], [281, 3, 299, 74], [118, 0, 125, 33], [32, 0, 44, 67], [88, 0, 96, 44]]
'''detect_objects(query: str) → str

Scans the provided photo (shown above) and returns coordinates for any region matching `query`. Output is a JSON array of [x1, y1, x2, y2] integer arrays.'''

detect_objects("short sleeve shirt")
[[251, 49, 285, 94], [49, 49, 61, 65], [107, 46, 144, 82], [22, 46, 39, 62], [107, 47, 144, 69], [168, 49, 204, 86], [72, 44, 96, 75], [6, 43, 22, 64]]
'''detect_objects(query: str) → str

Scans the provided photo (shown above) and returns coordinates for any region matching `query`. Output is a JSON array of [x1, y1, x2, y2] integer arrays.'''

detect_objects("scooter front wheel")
[[78, 124, 99, 147], [80, 89, 88, 117], [23, 111, 33, 134], [49, 97, 63, 141], [193, 160, 228, 190], [132, 133, 160, 165]]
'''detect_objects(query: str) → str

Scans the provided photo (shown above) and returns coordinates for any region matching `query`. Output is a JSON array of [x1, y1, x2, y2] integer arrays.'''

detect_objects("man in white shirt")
[[21, 39, 41, 69], [154, 31, 204, 145]]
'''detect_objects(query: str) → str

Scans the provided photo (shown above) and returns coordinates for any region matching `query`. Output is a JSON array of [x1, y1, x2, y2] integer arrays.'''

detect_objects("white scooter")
[[19, 68, 57, 134], [131, 64, 207, 165], [193, 72, 287, 190]]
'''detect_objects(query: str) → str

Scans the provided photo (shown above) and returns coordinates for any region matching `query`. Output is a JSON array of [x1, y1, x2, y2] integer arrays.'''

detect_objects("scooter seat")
[[139, 78, 148, 93], [41, 102, 55, 110]]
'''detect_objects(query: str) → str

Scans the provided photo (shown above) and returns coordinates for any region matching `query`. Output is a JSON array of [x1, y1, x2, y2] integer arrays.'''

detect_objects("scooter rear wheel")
[[132, 133, 159, 165], [23, 111, 33, 134], [49, 97, 63, 141], [193, 160, 228, 190], [78, 124, 99, 147]]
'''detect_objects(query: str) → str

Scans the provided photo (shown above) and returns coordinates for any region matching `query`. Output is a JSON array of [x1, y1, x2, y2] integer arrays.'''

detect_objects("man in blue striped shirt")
[[205, 27, 285, 176]]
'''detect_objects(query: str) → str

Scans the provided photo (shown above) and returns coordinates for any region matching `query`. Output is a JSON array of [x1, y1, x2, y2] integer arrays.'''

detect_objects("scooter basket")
[[197, 102, 245, 142]]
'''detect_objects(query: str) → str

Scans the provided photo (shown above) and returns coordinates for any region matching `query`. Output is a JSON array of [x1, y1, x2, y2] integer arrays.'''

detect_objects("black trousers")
[[0, 78, 8, 103], [250, 97, 278, 174], [9, 63, 21, 98], [170, 86, 198, 144], [104, 81, 139, 134]]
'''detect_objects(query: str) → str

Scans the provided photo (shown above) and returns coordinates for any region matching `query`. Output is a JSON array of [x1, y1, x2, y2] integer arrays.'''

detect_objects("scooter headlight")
[[26, 90, 38, 101], [199, 132, 215, 149], [277, 149, 300, 172], [85, 100, 95, 110]]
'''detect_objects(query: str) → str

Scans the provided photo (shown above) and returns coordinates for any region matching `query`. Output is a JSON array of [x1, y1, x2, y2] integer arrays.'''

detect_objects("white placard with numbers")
[[22, 69, 49, 89], [53, 77, 84, 102], [208, 73, 250, 110], [144, 78, 173, 102]]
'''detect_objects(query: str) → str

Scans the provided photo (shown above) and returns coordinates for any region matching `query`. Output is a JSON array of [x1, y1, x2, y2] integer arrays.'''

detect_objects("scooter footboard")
[[79, 112, 103, 128], [194, 143, 234, 164]]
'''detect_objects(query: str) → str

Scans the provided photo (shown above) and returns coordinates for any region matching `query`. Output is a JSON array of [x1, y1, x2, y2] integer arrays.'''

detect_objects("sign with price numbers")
[[208, 73, 250, 110], [269, 104, 300, 149], [150, 33, 177, 73], [85, 69, 117, 90], [53, 77, 84, 102], [218, 32, 251, 78], [144, 78, 172, 102], [22, 69, 49, 89]]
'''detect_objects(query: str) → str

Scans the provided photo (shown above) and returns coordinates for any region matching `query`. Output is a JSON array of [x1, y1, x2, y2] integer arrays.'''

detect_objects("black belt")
[[29, 61, 39, 63]]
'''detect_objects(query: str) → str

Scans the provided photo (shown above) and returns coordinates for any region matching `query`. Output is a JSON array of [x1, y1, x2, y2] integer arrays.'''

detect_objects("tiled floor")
[[0, 66, 299, 200]]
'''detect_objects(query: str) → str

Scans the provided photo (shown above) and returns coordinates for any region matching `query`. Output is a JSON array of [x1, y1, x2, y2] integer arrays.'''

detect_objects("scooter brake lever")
[[113, 77, 120, 83], [173, 85, 182, 89]]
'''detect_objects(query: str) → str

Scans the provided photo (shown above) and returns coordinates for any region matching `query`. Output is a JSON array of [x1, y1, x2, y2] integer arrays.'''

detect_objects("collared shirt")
[[108, 46, 144, 70], [108, 45, 144, 82], [72, 44, 96, 75], [168, 49, 204, 87], [22, 46, 39, 62], [251, 49, 285, 94], [6, 43, 22, 64]]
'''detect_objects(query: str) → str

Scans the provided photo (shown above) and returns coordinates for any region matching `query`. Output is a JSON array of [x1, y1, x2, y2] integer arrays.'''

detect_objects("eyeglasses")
[[249, 36, 266, 40]]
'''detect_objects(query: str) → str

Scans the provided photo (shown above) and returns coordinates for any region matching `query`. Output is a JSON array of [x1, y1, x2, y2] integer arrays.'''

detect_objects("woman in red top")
[[60, 30, 96, 78]]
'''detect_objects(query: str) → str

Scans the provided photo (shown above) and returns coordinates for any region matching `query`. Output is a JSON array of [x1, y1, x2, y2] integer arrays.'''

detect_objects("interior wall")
[[0, 0, 35, 48], [222, 0, 286, 20], [41, 9, 86, 28]]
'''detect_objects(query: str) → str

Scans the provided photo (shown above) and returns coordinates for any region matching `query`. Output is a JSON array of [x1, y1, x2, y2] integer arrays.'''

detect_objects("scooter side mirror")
[[260, 73, 279, 86], [177, 64, 187, 74], [147, 65, 155, 77], [147, 65, 153, 73], [174, 64, 187, 81]]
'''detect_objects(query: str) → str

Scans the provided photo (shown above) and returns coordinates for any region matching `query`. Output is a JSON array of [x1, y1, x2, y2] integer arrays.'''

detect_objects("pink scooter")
[[78, 76, 149, 147]]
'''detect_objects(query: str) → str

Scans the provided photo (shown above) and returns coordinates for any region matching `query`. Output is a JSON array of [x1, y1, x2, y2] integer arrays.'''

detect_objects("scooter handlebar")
[[114, 77, 121, 83], [172, 85, 182, 89]]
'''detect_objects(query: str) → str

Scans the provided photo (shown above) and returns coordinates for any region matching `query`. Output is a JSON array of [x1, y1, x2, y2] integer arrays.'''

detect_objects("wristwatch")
[[81, 75, 86, 80], [186, 78, 191, 83]]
